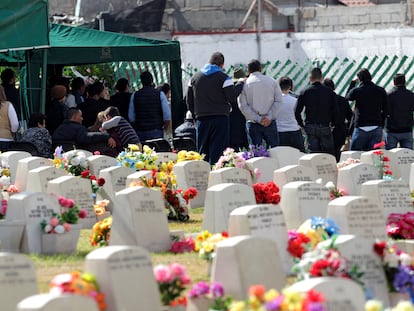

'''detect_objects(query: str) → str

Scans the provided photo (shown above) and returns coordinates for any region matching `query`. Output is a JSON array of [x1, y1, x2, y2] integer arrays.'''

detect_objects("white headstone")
[[0, 151, 31, 183], [212, 236, 286, 300], [97, 166, 136, 211], [360, 180, 412, 218], [155, 152, 178, 165], [337, 162, 379, 195], [326, 196, 386, 240], [202, 183, 256, 233], [47, 176, 96, 229], [110, 186, 171, 252], [126, 170, 153, 187], [289, 277, 366, 311], [173, 160, 211, 208], [273, 164, 316, 189], [245, 157, 280, 183], [361, 149, 391, 166], [15, 157, 53, 191], [268, 146, 304, 167], [17, 294, 99, 311], [64, 149, 93, 158], [319, 235, 390, 306], [280, 181, 330, 230], [208, 167, 252, 188], [6, 192, 61, 253], [26, 166, 67, 193], [229, 204, 292, 274], [339, 151, 363, 162], [299, 153, 338, 184], [87, 155, 117, 176], [410, 163, 414, 191], [388, 148, 414, 181], [85, 246, 161, 311], [0, 253, 38, 311]]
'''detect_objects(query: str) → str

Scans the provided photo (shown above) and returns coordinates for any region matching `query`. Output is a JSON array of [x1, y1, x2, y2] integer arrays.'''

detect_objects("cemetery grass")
[[30, 208, 207, 292]]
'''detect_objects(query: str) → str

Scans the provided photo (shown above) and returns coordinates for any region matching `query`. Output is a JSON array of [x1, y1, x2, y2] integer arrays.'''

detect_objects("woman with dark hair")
[[0, 85, 19, 151], [20, 112, 52, 158]]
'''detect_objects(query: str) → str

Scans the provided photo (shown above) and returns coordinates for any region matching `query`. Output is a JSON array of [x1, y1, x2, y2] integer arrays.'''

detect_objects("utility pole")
[[257, 0, 262, 62]]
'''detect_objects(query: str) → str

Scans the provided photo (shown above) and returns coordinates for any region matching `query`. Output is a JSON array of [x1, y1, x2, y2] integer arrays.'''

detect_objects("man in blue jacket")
[[187, 52, 243, 164]]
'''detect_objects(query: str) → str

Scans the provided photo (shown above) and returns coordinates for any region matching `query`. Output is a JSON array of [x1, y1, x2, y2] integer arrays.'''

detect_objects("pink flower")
[[78, 209, 87, 219], [49, 217, 59, 227], [170, 263, 186, 278], [7, 185, 18, 193], [63, 223, 71, 232], [180, 274, 191, 285], [373, 141, 386, 149], [153, 265, 173, 283], [94, 151, 101, 155]]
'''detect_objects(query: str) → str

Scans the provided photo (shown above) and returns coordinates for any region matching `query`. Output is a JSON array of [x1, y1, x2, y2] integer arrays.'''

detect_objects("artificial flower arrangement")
[[336, 157, 361, 169], [194, 230, 229, 261], [188, 281, 232, 311], [0, 199, 7, 219], [252, 181, 281, 205], [170, 235, 195, 254], [387, 212, 414, 240], [41, 196, 87, 234], [116, 144, 158, 170], [373, 141, 393, 180], [93, 199, 110, 217], [325, 181, 346, 200], [240, 144, 270, 160], [228, 284, 326, 311], [0, 173, 19, 200], [374, 240, 414, 299], [54, 146, 88, 176], [49, 271, 106, 310], [291, 236, 364, 285], [287, 217, 340, 259], [80, 169, 106, 198], [90, 216, 112, 247], [176, 150, 204, 162], [153, 263, 191, 307], [365, 299, 414, 311]]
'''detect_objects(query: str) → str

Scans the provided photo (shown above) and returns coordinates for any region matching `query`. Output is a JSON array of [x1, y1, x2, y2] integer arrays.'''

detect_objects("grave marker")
[[268, 146, 304, 167], [208, 167, 252, 188], [26, 166, 67, 193], [388, 148, 414, 181], [87, 155, 117, 176], [299, 153, 338, 184], [337, 162, 379, 195], [17, 294, 99, 311], [0, 151, 31, 183], [15, 157, 53, 191], [273, 164, 316, 189]]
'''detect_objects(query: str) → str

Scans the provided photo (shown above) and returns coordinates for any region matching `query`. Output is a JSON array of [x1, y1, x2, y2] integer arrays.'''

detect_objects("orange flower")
[[249, 285, 266, 300]]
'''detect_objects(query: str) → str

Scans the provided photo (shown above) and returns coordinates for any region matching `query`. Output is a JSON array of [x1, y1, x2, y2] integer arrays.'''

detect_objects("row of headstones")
[[0, 238, 396, 311]]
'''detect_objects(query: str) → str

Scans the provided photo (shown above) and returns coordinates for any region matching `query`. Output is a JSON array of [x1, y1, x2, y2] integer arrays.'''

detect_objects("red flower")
[[221, 231, 229, 238], [383, 156, 390, 162], [304, 289, 325, 303], [249, 285, 266, 300], [97, 178, 105, 186], [89, 175, 97, 181], [78, 209, 87, 219], [81, 170, 90, 178], [373, 150, 383, 155], [309, 260, 330, 277], [373, 141, 385, 149], [373, 241, 387, 257]]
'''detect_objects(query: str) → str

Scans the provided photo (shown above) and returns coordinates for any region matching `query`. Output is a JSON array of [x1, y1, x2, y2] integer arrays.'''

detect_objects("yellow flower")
[[365, 300, 383, 311], [248, 296, 262, 310], [229, 301, 246, 311], [128, 144, 140, 152], [143, 145, 152, 154], [202, 241, 214, 253], [264, 289, 279, 302], [134, 161, 144, 170], [394, 301, 414, 311]]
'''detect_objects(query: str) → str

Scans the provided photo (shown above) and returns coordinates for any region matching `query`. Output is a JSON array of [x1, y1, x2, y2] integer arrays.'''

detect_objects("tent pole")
[[40, 49, 48, 114]]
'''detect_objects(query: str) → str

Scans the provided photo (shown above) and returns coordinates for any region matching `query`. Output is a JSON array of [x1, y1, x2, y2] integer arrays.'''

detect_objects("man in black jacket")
[[346, 68, 387, 151], [295, 67, 336, 155], [385, 73, 414, 150], [187, 52, 243, 164]]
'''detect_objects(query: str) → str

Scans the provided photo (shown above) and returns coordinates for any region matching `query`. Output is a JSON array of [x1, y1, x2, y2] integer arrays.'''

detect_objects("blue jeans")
[[196, 115, 229, 165], [279, 130, 305, 152], [137, 129, 163, 142], [385, 131, 413, 150], [304, 124, 335, 155], [0, 141, 12, 152], [350, 127, 383, 151], [246, 120, 279, 148]]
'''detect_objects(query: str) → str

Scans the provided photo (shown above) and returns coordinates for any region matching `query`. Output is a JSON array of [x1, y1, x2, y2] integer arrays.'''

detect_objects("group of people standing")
[[187, 52, 414, 164]]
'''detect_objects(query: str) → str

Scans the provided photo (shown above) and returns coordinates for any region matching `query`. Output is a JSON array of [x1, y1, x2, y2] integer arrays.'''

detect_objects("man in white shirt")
[[276, 77, 305, 152], [238, 59, 283, 147]]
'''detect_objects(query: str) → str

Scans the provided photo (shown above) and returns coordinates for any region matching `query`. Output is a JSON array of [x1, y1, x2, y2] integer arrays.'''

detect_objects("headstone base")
[[41, 233, 77, 255], [0, 220, 24, 252]]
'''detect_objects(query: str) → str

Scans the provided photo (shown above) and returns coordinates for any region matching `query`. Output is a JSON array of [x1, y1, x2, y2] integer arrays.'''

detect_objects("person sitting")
[[46, 85, 68, 135], [0, 85, 19, 151], [174, 110, 196, 142], [52, 108, 116, 152], [110, 78, 132, 121], [20, 112, 52, 158], [102, 106, 141, 152]]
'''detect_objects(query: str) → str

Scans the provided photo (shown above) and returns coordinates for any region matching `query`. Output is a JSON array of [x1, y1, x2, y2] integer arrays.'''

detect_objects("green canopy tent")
[[1, 23, 185, 128]]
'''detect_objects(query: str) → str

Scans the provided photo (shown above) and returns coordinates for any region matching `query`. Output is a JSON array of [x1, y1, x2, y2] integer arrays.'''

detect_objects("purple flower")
[[265, 296, 283, 311], [393, 265, 414, 293], [188, 281, 210, 298], [307, 302, 326, 311], [210, 282, 224, 298]]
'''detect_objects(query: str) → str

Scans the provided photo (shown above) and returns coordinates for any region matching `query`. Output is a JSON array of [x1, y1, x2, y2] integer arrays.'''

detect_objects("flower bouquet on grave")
[[287, 217, 340, 260], [93, 199, 110, 217], [336, 157, 361, 169], [324, 181, 346, 200], [170, 236, 195, 254], [194, 230, 229, 262], [291, 236, 364, 285], [153, 263, 191, 307], [40, 213, 71, 234], [373, 141, 393, 180], [240, 144, 270, 160], [116, 144, 158, 170], [0, 173, 19, 200], [49, 270, 106, 310], [54, 146, 88, 176], [57, 196, 88, 225], [80, 169, 106, 199], [176, 150, 204, 162], [90, 215, 112, 247], [252, 181, 281, 204], [187, 281, 232, 311], [228, 284, 327, 311], [387, 212, 414, 240]]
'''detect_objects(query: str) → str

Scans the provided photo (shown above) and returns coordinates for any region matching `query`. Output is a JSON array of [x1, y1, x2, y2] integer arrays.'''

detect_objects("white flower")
[[315, 178, 323, 184], [0, 175, 10, 187], [384, 251, 400, 268], [399, 252, 412, 266], [325, 181, 335, 189], [54, 225, 65, 234], [44, 224, 53, 233]]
